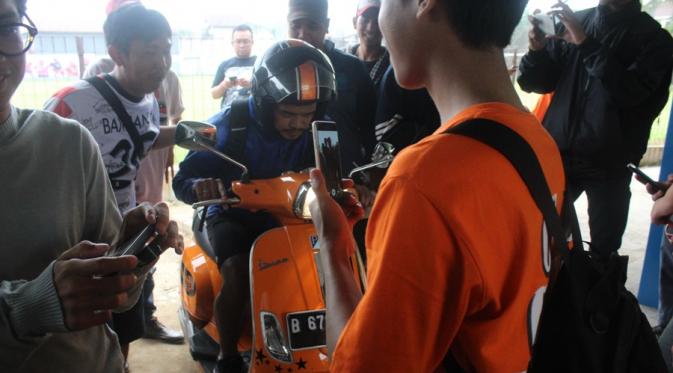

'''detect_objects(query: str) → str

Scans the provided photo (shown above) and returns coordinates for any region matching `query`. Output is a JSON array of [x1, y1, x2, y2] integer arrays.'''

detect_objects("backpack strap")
[[85, 75, 146, 162], [445, 118, 576, 260], [223, 98, 251, 163]]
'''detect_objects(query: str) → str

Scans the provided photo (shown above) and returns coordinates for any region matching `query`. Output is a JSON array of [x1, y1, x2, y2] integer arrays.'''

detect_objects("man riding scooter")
[[173, 39, 337, 373]]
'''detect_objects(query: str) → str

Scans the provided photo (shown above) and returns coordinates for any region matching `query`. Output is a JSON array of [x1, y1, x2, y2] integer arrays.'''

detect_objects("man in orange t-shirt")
[[308, 0, 565, 372]]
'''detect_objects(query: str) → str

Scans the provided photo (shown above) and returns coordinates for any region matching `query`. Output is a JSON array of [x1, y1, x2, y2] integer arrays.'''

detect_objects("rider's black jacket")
[[518, 3, 673, 172]]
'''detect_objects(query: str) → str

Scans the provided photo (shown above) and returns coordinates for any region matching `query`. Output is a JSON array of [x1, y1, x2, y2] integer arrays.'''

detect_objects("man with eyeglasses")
[[211, 24, 256, 109], [0, 0, 183, 372]]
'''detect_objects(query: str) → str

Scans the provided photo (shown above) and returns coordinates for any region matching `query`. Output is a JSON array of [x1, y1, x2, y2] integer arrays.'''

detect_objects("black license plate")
[[286, 310, 326, 350]]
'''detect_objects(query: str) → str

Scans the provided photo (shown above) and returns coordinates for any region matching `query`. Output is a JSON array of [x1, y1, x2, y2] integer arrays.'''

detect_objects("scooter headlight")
[[293, 182, 316, 220], [261, 312, 293, 363]]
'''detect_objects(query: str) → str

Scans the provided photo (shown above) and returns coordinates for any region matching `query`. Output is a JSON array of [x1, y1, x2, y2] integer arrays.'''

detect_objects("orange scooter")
[[176, 121, 393, 372]]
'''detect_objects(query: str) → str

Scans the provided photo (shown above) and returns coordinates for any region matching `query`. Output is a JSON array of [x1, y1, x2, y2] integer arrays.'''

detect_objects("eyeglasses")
[[0, 14, 38, 57]]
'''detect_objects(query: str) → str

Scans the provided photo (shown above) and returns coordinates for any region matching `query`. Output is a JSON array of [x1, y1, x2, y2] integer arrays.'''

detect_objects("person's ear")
[[353, 16, 357, 29], [325, 18, 330, 34], [108, 45, 125, 67], [417, 0, 438, 20]]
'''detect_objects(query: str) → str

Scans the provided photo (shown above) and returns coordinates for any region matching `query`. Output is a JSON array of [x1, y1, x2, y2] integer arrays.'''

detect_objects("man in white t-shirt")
[[44, 4, 179, 368], [83, 63, 185, 205]]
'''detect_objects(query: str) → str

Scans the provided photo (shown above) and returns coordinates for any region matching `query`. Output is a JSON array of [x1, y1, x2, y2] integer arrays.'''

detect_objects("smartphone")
[[312, 121, 344, 199], [627, 163, 668, 192], [532, 13, 557, 36], [113, 224, 165, 268]]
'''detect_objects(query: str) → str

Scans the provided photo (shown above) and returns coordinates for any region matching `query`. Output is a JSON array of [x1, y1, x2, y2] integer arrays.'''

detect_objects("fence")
[[12, 34, 672, 148]]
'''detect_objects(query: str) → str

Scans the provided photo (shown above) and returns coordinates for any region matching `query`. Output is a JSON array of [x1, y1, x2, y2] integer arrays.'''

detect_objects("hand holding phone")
[[110, 224, 167, 268], [531, 13, 557, 36], [627, 163, 668, 193], [312, 121, 346, 200]]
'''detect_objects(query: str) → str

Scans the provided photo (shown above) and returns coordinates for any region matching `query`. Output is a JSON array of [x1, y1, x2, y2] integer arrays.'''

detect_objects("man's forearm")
[[153, 126, 176, 149], [319, 239, 362, 358], [211, 82, 228, 99]]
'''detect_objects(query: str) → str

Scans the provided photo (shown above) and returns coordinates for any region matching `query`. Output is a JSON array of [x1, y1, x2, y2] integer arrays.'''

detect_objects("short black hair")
[[442, 0, 527, 49], [103, 4, 172, 54], [14, 0, 27, 16], [232, 24, 253, 39]]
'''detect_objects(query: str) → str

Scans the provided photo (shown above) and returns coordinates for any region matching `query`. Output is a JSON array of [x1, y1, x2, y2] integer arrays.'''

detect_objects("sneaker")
[[213, 355, 246, 373], [143, 317, 184, 344]]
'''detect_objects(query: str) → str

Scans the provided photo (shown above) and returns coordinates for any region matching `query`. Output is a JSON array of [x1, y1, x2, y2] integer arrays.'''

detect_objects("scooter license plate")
[[286, 310, 326, 350]]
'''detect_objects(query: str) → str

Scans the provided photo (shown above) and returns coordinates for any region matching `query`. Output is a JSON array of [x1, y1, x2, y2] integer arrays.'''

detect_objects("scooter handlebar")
[[191, 197, 241, 209]]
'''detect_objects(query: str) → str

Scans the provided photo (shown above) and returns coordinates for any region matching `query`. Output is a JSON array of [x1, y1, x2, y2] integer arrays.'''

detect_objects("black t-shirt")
[[212, 56, 257, 109]]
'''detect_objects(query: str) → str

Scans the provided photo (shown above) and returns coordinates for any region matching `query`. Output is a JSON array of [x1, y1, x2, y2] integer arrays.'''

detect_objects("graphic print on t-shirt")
[[45, 79, 160, 212], [222, 65, 254, 108]]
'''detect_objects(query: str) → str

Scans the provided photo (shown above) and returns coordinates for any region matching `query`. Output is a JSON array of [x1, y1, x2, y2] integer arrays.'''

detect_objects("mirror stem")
[[194, 139, 251, 183]]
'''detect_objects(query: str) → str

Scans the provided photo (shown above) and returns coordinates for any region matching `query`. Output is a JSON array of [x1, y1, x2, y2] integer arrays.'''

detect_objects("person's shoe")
[[143, 317, 184, 344], [213, 355, 246, 373]]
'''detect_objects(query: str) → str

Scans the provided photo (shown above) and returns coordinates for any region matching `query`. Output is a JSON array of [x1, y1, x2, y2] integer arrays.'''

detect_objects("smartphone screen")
[[532, 13, 556, 36], [312, 121, 343, 198]]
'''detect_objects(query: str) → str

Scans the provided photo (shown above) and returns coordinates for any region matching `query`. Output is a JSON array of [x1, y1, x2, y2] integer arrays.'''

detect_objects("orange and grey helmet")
[[251, 39, 336, 126]]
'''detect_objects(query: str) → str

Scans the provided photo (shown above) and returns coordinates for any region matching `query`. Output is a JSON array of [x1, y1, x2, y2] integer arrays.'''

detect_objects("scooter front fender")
[[249, 224, 329, 372]]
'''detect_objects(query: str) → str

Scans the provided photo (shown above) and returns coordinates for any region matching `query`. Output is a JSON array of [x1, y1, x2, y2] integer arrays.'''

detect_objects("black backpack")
[[444, 119, 666, 373]]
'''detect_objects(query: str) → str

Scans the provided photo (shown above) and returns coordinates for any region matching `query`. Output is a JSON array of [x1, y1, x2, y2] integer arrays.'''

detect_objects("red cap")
[[356, 0, 381, 17], [105, 0, 141, 15]]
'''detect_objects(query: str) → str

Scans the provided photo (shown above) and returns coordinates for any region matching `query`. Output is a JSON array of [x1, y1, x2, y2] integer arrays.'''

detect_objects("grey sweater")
[[0, 108, 127, 372]]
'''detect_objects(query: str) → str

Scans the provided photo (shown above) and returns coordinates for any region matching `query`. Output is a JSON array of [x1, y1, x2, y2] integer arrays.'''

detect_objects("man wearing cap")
[[348, 0, 389, 94], [287, 0, 377, 177]]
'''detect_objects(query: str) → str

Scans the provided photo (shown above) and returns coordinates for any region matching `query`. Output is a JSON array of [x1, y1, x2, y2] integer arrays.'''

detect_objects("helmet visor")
[[263, 61, 336, 104]]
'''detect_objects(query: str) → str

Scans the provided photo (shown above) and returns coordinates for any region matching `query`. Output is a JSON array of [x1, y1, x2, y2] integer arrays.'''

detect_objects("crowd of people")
[[3, 0, 673, 372]]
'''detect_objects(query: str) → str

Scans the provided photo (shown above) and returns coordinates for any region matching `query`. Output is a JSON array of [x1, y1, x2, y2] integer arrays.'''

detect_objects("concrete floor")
[[128, 168, 664, 372]]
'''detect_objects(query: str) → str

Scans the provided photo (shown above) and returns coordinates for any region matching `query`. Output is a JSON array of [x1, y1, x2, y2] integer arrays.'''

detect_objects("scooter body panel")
[[181, 243, 220, 324], [249, 224, 329, 372]]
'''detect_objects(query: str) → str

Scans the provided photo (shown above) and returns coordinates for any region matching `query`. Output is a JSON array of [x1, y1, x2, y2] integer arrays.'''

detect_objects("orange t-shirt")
[[331, 103, 565, 372]]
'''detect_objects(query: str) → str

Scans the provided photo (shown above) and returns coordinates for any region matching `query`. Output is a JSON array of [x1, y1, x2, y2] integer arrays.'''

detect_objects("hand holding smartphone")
[[531, 13, 557, 36], [109, 224, 166, 268], [312, 121, 347, 201], [627, 163, 668, 193]]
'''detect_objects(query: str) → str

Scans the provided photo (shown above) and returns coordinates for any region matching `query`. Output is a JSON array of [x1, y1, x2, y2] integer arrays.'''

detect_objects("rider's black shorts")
[[206, 210, 278, 268]]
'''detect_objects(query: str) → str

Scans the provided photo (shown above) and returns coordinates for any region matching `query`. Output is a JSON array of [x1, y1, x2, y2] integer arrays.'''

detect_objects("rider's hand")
[[527, 12, 548, 51], [549, 2, 587, 45], [119, 202, 184, 255], [54, 241, 139, 331], [192, 178, 226, 202], [309, 169, 364, 258]]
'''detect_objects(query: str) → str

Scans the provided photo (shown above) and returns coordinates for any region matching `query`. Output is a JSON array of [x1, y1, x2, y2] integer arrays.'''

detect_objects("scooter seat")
[[192, 208, 217, 262]]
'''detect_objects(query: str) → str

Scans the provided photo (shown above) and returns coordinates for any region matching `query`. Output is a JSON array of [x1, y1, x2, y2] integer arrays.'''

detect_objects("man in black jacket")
[[287, 0, 377, 176], [518, 0, 673, 258]]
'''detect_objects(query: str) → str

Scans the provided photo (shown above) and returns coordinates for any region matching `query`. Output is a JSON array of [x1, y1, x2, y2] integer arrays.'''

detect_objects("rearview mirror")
[[371, 142, 395, 168], [175, 121, 217, 151], [348, 142, 396, 178]]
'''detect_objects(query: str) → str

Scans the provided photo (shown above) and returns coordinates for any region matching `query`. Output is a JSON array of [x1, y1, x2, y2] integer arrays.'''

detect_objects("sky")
[[26, 0, 602, 36], [27, 0, 364, 36]]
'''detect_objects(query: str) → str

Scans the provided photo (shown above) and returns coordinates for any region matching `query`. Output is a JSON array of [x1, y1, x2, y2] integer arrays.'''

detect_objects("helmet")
[[251, 39, 336, 128]]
